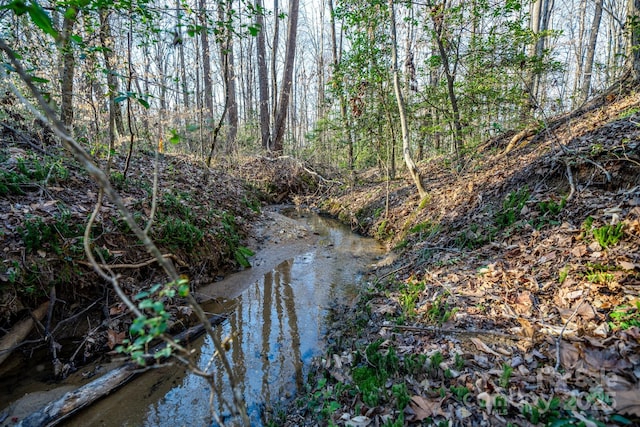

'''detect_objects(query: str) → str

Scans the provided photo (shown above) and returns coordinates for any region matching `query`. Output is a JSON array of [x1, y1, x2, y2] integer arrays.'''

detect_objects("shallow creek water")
[[2, 208, 386, 426]]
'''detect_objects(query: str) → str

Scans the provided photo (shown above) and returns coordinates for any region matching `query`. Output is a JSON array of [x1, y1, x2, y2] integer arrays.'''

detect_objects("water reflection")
[[62, 212, 384, 427]]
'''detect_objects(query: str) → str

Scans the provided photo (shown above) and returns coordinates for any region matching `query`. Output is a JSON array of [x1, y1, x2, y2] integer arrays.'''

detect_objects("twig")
[[76, 253, 183, 269], [564, 162, 576, 200], [389, 324, 526, 340], [554, 285, 590, 371]]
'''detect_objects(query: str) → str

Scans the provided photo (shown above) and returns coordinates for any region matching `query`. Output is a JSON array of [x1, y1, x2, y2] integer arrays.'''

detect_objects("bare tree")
[[256, 0, 271, 149], [59, 6, 77, 129], [628, 0, 640, 79], [272, 0, 300, 152], [388, 0, 426, 199], [581, 0, 604, 100]]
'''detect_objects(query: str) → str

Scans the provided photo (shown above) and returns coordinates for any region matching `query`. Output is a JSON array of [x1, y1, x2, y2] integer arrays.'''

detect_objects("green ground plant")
[[156, 217, 203, 251], [117, 278, 190, 365], [499, 363, 513, 388], [608, 301, 640, 330], [425, 295, 457, 326], [535, 196, 566, 228], [19, 208, 83, 254], [397, 279, 425, 320], [584, 263, 616, 284], [495, 187, 530, 228], [219, 211, 254, 267], [592, 223, 624, 249]]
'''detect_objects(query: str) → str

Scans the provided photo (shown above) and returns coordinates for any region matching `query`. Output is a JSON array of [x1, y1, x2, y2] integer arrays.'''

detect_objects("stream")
[[1, 208, 386, 426]]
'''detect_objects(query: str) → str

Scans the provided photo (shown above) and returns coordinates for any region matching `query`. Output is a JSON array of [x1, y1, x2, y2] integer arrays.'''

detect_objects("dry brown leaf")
[[571, 245, 587, 257], [106, 329, 125, 350], [408, 395, 441, 421], [619, 261, 638, 271], [517, 318, 535, 338], [612, 386, 640, 417], [344, 415, 371, 427], [470, 337, 501, 357], [559, 341, 582, 370], [514, 291, 534, 315]]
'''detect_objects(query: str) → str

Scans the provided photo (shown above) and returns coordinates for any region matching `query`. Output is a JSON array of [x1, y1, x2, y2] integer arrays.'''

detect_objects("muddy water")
[[59, 209, 385, 426]]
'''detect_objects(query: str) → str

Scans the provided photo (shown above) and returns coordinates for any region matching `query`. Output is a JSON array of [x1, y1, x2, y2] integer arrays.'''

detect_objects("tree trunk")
[[389, 0, 426, 199], [256, 0, 271, 150], [59, 7, 77, 129], [430, 3, 463, 159], [581, 0, 603, 101], [272, 0, 300, 153], [328, 0, 353, 173], [199, 0, 215, 155], [99, 10, 125, 137], [176, 0, 189, 110], [225, 3, 238, 153], [629, 0, 640, 79], [271, 0, 280, 130]]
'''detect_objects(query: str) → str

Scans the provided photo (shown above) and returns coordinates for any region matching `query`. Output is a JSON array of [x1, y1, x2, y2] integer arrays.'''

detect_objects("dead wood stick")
[[389, 324, 527, 340], [18, 314, 226, 427], [0, 302, 49, 366], [76, 253, 183, 269]]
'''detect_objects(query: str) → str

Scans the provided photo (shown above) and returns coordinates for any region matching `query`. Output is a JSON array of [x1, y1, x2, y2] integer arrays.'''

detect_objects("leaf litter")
[[283, 94, 640, 425]]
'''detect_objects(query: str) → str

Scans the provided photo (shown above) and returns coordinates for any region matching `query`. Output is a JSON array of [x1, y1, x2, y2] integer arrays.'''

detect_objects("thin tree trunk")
[[176, 0, 189, 111], [628, 0, 640, 79], [256, 0, 271, 149], [271, 0, 280, 129], [99, 11, 125, 137], [581, 0, 604, 101], [328, 0, 353, 173], [389, 0, 426, 199], [59, 7, 77, 129], [226, 22, 238, 153], [431, 3, 463, 159], [199, 0, 215, 156], [272, 0, 300, 153]]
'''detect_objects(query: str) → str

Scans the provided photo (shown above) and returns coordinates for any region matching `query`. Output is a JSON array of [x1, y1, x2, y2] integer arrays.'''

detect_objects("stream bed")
[[2, 208, 386, 426]]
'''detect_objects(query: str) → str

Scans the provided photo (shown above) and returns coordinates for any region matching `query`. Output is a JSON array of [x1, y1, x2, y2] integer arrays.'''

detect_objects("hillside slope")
[[287, 93, 640, 425]]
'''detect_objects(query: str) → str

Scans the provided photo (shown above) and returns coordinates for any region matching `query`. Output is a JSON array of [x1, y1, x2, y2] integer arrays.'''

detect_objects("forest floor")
[[281, 92, 640, 425], [0, 87, 639, 426]]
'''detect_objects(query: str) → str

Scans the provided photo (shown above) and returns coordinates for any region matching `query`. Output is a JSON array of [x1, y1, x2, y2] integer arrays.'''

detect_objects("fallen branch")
[[388, 324, 527, 340], [17, 314, 226, 427], [76, 253, 184, 269], [0, 301, 49, 366]]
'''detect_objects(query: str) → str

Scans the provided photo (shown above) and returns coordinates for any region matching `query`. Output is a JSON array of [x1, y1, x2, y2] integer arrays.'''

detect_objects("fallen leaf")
[[345, 415, 371, 427], [470, 337, 501, 357], [611, 386, 640, 417], [619, 261, 637, 271], [571, 245, 587, 257], [107, 329, 125, 350], [408, 395, 441, 421], [559, 341, 582, 370]]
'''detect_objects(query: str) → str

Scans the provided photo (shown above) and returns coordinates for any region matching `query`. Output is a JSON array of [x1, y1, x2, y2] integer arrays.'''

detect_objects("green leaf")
[[178, 283, 190, 297], [154, 346, 172, 359], [1, 0, 28, 16], [27, 2, 58, 39], [139, 299, 154, 310], [29, 75, 49, 83], [169, 129, 181, 144], [134, 290, 150, 300], [130, 317, 146, 335], [136, 97, 150, 109], [114, 95, 128, 104], [247, 25, 259, 36]]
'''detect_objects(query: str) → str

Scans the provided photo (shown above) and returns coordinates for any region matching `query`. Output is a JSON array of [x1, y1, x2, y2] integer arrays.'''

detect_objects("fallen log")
[[0, 302, 49, 367], [18, 314, 226, 427]]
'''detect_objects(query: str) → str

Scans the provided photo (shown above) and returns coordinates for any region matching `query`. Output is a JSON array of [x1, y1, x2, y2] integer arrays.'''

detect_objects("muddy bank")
[[1, 208, 388, 426]]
